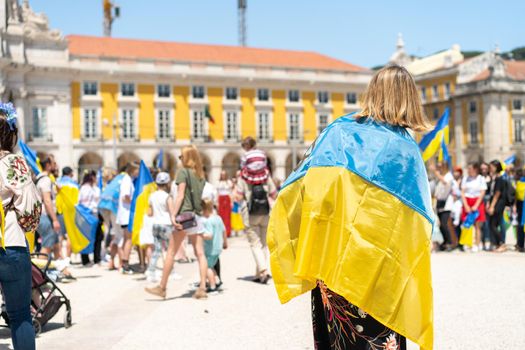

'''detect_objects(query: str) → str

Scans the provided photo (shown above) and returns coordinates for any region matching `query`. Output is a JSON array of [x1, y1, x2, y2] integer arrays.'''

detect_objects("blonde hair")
[[102, 167, 117, 183], [180, 145, 204, 179], [202, 198, 214, 213], [356, 65, 431, 132]]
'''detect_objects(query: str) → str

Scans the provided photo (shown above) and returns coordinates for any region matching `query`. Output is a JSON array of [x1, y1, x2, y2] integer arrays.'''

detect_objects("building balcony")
[[80, 135, 104, 143], [119, 135, 141, 143], [288, 136, 304, 144], [257, 137, 274, 144], [191, 135, 213, 143], [155, 135, 176, 143], [27, 133, 53, 143], [224, 134, 241, 143]]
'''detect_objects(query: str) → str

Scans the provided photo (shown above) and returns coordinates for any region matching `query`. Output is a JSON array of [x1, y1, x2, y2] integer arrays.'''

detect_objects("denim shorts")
[[37, 215, 59, 248], [152, 224, 173, 242]]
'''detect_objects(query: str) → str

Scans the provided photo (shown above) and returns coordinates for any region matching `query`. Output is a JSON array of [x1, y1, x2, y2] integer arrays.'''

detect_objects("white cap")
[[155, 172, 170, 185]]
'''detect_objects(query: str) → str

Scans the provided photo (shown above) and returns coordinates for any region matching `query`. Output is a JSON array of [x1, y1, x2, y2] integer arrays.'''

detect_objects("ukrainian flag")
[[56, 177, 90, 253], [129, 161, 156, 246], [18, 140, 42, 175], [268, 115, 434, 349], [419, 108, 450, 162], [438, 134, 452, 167]]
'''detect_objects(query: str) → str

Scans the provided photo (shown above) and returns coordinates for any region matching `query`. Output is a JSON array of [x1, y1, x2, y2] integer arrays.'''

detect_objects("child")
[[202, 199, 227, 294], [145, 172, 175, 283]]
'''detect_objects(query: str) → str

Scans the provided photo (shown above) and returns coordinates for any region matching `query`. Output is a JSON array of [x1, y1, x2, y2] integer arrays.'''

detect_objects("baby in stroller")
[[1, 256, 72, 335]]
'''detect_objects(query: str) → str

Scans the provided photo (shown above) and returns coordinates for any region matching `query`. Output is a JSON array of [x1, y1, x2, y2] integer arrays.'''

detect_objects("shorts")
[[152, 224, 174, 242], [178, 215, 206, 235], [206, 254, 220, 268], [111, 224, 125, 248], [57, 214, 67, 237], [37, 215, 59, 248]]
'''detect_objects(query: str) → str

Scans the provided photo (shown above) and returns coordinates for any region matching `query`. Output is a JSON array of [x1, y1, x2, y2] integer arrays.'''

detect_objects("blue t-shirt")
[[202, 214, 226, 257]]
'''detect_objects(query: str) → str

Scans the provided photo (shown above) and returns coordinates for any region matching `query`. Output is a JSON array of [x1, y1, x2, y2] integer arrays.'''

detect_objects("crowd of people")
[[429, 160, 525, 253], [20, 136, 279, 304]]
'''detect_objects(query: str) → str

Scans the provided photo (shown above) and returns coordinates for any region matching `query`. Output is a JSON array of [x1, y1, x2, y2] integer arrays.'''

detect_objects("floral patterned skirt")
[[312, 281, 406, 350]]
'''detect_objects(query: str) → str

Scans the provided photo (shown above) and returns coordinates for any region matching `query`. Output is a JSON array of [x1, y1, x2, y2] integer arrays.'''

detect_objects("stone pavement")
[[0, 237, 523, 350]]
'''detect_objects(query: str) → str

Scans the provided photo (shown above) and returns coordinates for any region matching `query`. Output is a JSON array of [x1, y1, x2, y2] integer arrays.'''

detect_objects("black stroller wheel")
[[33, 319, 42, 336], [64, 309, 72, 328]]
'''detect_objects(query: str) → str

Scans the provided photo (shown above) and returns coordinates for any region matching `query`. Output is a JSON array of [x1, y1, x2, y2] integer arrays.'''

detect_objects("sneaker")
[[169, 272, 183, 281], [206, 286, 219, 295], [145, 285, 166, 299], [471, 245, 479, 253], [120, 266, 134, 275], [146, 271, 159, 283], [192, 288, 208, 300]]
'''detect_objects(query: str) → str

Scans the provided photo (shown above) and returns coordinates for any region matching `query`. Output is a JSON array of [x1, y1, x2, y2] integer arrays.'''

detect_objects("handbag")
[[175, 169, 198, 230]]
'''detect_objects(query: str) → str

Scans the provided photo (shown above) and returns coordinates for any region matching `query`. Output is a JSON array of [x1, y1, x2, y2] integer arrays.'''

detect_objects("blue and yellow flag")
[[419, 108, 450, 162], [268, 115, 434, 349], [18, 140, 42, 175], [55, 177, 90, 253], [438, 134, 452, 168], [129, 161, 156, 246], [98, 173, 125, 215]]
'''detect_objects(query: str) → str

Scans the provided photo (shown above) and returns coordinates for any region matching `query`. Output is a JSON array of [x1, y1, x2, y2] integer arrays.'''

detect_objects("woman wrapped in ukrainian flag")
[[268, 65, 434, 350]]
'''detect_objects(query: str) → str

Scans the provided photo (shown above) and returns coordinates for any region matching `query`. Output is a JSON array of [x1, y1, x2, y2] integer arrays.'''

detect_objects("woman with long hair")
[[145, 145, 208, 299], [78, 170, 103, 265], [460, 162, 487, 252], [216, 170, 232, 237], [0, 103, 42, 350], [268, 66, 434, 349]]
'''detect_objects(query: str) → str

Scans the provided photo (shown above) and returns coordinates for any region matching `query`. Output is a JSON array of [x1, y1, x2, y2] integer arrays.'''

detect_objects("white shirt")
[[149, 190, 172, 226], [116, 174, 134, 225], [217, 180, 232, 196], [201, 182, 217, 204], [461, 175, 487, 199], [36, 173, 54, 216], [78, 184, 101, 214]]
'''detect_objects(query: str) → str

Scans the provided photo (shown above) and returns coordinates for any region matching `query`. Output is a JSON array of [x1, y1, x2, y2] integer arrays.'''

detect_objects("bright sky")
[[32, 0, 525, 68]]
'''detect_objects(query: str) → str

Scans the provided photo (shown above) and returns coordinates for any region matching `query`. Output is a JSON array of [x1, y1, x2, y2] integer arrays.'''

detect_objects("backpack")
[[503, 179, 516, 207], [249, 183, 270, 215]]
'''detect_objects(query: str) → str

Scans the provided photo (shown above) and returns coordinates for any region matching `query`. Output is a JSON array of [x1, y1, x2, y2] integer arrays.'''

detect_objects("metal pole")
[[112, 113, 117, 169]]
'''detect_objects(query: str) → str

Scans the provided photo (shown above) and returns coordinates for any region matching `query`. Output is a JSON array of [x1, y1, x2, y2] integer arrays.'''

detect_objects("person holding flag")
[[117, 162, 139, 274], [78, 170, 103, 265], [267, 65, 434, 350], [429, 161, 455, 251]]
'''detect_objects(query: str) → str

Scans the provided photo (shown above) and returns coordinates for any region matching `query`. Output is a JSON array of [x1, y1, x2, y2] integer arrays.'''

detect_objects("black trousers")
[[312, 281, 406, 350], [489, 208, 505, 247], [517, 201, 524, 249], [437, 210, 452, 245], [213, 258, 221, 279], [81, 218, 104, 265]]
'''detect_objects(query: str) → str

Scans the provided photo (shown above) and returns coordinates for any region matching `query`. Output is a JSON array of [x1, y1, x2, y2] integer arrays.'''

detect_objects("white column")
[[453, 99, 464, 167]]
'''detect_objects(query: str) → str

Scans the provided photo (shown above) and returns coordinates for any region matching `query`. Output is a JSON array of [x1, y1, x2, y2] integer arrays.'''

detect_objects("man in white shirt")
[[117, 162, 139, 274], [36, 155, 61, 257]]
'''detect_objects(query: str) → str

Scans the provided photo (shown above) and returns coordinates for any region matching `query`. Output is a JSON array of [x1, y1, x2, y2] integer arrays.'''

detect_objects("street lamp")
[[103, 113, 118, 169]]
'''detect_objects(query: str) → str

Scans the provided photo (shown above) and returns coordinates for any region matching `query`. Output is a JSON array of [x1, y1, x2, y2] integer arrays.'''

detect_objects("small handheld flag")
[[419, 108, 450, 162]]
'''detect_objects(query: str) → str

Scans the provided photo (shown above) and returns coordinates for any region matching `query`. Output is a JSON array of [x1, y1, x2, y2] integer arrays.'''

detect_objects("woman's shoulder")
[[0, 153, 32, 187]]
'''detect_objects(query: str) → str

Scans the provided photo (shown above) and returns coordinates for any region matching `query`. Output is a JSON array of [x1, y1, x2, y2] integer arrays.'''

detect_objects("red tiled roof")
[[506, 61, 525, 80], [67, 35, 367, 72]]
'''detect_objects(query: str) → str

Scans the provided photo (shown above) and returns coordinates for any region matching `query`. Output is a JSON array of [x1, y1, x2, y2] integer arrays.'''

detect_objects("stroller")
[[1, 254, 72, 335]]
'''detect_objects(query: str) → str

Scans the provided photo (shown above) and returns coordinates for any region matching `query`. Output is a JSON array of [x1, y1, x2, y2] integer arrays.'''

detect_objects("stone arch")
[[200, 152, 212, 180], [117, 152, 140, 172], [222, 152, 241, 179], [285, 153, 303, 177], [265, 152, 276, 176], [78, 152, 103, 178], [153, 151, 177, 179]]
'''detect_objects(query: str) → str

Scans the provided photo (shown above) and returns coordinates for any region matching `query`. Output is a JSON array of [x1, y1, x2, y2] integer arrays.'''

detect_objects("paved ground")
[[0, 237, 524, 350]]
